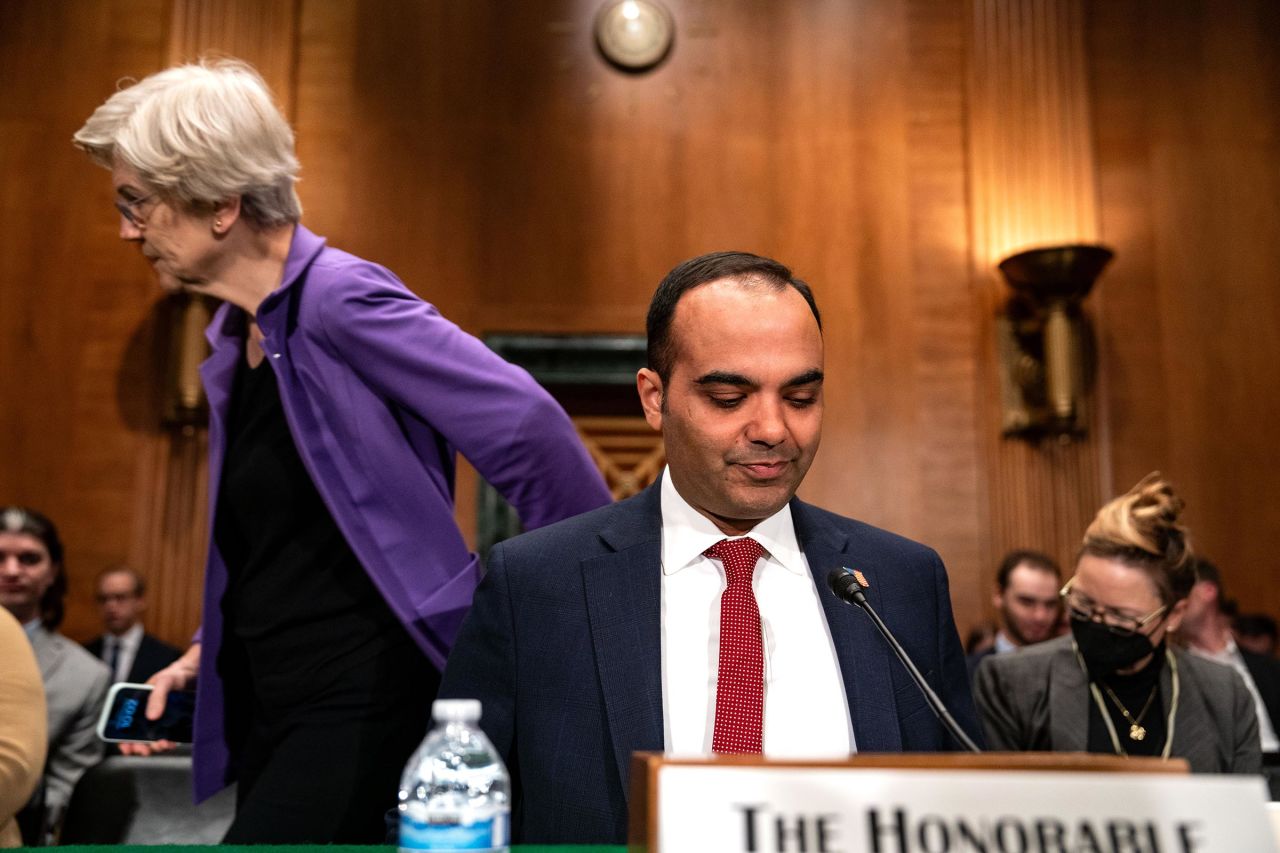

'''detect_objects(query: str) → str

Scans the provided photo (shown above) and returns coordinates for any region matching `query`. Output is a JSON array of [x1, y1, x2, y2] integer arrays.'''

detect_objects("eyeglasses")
[[1060, 576, 1167, 637], [114, 193, 156, 228], [95, 592, 139, 604]]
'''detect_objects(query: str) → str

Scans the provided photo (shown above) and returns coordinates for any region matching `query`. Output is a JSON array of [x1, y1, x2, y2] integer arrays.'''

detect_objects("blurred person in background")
[[0, 507, 109, 844], [85, 566, 181, 684], [965, 621, 998, 658], [0, 606, 47, 848], [1235, 612, 1279, 659], [1178, 557, 1280, 753], [974, 475, 1261, 773], [73, 59, 611, 843], [967, 549, 1062, 679]]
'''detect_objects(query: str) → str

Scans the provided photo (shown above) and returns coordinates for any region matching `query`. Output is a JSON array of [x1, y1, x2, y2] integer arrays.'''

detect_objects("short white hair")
[[73, 59, 302, 228]]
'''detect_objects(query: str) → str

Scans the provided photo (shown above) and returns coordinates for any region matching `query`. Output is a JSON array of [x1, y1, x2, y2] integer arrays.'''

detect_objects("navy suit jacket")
[[85, 632, 182, 684], [439, 483, 981, 844]]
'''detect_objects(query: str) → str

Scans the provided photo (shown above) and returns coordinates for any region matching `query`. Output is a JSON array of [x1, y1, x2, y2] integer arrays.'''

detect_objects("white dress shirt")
[[102, 622, 145, 683], [1189, 637, 1280, 752], [659, 469, 855, 757]]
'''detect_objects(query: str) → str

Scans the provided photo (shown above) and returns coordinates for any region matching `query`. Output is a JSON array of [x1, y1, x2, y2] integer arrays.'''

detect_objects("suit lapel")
[[1167, 650, 1214, 767], [29, 624, 63, 682], [199, 303, 243, 543], [794, 501, 903, 752], [581, 486, 665, 795], [1047, 642, 1090, 750], [585, 492, 924, 770], [127, 637, 149, 684]]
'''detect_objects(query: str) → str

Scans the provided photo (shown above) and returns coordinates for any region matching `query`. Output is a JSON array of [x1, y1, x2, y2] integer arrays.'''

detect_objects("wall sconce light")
[[161, 292, 215, 432], [995, 243, 1113, 439]]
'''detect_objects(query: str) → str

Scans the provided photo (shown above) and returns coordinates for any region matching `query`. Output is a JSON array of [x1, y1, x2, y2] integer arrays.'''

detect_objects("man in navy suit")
[[439, 251, 980, 844], [84, 567, 181, 685]]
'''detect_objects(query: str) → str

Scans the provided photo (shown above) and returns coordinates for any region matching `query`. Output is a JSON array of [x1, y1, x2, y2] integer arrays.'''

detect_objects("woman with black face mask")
[[972, 475, 1262, 773]]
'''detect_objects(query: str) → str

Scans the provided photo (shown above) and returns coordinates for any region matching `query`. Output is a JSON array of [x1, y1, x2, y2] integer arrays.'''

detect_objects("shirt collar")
[[659, 466, 805, 577], [1190, 635, 1242, 665], [110, 622, 144, 649]]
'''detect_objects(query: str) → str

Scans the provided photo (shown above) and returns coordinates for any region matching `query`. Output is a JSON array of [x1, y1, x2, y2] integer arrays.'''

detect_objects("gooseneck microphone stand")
[[828, 567, 982, 754]]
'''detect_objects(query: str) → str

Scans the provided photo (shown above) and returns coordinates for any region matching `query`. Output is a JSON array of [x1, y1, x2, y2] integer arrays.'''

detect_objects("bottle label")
[[399, 812, 509, 851]]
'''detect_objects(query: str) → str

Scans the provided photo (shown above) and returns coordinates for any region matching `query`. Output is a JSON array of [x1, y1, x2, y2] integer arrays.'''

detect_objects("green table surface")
[[37, 840, 622, 845]]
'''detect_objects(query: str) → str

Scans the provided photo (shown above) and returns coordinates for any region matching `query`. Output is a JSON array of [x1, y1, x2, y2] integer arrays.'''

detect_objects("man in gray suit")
[[0, 507, 109, 844]]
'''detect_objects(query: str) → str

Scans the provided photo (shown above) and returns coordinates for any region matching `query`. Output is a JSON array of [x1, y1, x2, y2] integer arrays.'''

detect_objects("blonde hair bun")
[[1081, 472, 1194, 602]]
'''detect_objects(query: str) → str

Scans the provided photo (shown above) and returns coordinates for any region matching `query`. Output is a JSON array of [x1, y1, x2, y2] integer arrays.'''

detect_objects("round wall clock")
[[594, 0, 675, 71]]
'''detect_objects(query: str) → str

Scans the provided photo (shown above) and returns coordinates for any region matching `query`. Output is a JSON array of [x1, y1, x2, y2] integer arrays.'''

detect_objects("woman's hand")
[[118, 643, 200, 756]]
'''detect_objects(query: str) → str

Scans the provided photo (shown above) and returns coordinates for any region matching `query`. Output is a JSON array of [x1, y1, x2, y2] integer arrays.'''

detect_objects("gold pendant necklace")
[[1100, 681, 1159, 741], [1080, 645, 1179, 760]]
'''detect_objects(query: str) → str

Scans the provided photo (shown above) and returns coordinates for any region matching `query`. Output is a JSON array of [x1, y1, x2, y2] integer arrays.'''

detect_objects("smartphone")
[[97, 682, 195, 744]]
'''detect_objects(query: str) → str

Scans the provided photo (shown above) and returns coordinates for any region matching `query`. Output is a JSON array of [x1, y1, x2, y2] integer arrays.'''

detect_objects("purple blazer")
[[191, 225, 611, 800]]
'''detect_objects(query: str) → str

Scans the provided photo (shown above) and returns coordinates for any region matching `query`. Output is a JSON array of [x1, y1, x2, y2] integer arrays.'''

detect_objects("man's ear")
[[636, 368, 664, 432]]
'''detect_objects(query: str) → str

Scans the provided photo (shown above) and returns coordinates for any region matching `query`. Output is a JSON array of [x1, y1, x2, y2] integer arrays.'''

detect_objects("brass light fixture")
[[995, 244, 1113, 439], [162, 292, 215, 431]]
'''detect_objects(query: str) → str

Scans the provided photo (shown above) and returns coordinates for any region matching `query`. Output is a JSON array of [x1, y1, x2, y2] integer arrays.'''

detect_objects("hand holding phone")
[[115, 643, 200, 755], [98, 682, 195, 743]]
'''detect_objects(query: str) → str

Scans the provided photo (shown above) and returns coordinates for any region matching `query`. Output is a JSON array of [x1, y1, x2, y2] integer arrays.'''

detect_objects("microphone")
[[827, 567, 981, 753]]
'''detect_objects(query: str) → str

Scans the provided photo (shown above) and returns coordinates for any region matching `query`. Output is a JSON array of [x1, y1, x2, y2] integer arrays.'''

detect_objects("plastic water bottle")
[[398, 699, 510, 852]]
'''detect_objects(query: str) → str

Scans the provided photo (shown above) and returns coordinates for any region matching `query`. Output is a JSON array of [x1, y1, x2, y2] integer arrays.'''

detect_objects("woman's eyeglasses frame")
[[1059, 575, 1168, 638]]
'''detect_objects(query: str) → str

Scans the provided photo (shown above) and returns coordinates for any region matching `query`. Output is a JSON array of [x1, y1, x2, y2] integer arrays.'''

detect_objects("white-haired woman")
[[73, 60, 611, 843], [975, 475, 1261, 773]]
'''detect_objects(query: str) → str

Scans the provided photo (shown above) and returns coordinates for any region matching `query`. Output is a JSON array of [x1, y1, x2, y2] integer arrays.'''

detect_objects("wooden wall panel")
[[294, 0, 988, 631], [0, 0, 171, 643], [966, 0, 1108, 601], [167, 0, 298, 101], [8, 0, 1280, 646], [129, 0, 301, 659], [0, 0, 299, 647], [1089, 0, 1280, 617]]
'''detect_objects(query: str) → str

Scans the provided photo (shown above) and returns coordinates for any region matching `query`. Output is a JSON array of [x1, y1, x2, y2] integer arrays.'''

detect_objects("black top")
[[1087, 645, 1167, 757], [214, 354, 414, 708]]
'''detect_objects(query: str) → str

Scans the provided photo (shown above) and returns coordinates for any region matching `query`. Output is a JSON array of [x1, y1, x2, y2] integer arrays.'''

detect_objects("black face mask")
[[1070, 615, 1157, 676]]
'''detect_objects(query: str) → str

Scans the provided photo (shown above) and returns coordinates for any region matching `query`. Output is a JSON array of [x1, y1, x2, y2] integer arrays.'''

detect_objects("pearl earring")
[[215, 218, 223, 230]]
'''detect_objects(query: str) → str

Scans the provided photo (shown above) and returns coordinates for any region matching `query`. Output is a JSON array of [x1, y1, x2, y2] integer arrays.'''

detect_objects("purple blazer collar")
[[204, 224, 328, 349]]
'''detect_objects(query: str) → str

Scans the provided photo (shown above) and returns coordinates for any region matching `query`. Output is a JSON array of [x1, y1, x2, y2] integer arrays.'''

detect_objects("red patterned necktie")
[[705, 537, 767, 754]]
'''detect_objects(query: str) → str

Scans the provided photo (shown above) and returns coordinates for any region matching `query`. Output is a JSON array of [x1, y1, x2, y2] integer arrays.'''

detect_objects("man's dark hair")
[[1235, 612, 1279, 643], [1191, 556, 1227, 609], [1, 505, 67, 629], [646, 251, 822, 383], [97, 564, 146, 598], [1191, 555, 1221, 585], [996, 549, 1062, 591]]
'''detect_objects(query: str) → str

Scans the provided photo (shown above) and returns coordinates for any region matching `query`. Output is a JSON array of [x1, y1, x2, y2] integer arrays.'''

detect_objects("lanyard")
[[1083, 647, 1179, 760]]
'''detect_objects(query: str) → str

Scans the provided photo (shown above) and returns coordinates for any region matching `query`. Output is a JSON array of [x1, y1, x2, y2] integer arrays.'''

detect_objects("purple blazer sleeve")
[[312, 263, 612, 528]]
